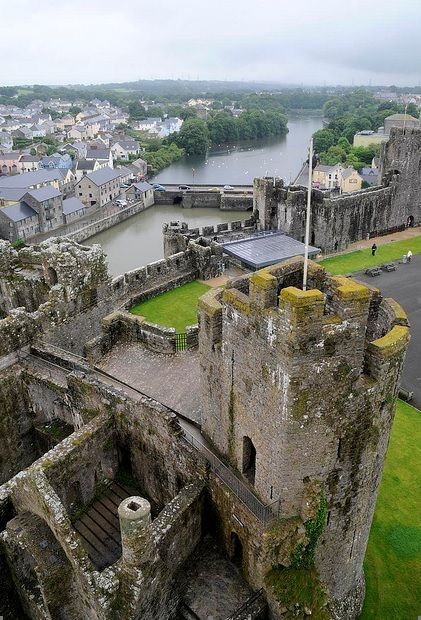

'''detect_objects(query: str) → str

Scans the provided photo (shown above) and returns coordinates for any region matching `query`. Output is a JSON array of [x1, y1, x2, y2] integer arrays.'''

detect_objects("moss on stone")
[[228, 389, 236, 459], [323, 313, 342, 325], [370, 325, 410, 358], [280, 287, 324, 307], [384, 298, 408, 325], [332, 276, 370, 301], [250, 269, 277, 289], [223, 288, 250, 314], [292, 389, 310, 420], [198, 288, 223, 317], [265, 565, 330, 619], [333, 361, 352, 382], [289, 494, 328, 570]]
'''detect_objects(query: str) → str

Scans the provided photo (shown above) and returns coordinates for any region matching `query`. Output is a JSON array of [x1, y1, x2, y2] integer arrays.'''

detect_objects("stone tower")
[[380, 125, 421, 225], [198, 257, 409, 617]]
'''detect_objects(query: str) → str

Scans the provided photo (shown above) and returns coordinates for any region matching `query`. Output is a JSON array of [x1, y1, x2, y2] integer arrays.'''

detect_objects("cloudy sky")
[[2, 0, 421, 86]]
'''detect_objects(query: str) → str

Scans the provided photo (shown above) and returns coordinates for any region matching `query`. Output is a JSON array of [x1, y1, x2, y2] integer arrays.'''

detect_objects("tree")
[[179, 108, 197, 121], [337, 137, 351, 153], [313, 129, 337, 154], [319, 146, 347, 165], [207, 112, 238, 143], [128, 101, 147, 120], [174, 118, 210, 156]]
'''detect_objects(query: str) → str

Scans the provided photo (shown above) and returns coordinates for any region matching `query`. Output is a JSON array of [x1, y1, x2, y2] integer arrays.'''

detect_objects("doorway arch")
[[242, 436, 256, 485], [47, 266, 58, 285], [230, 531, 243, 567]]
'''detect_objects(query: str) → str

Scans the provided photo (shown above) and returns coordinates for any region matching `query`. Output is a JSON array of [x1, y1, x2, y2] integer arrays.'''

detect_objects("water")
[[88, 206, 245, 276], [154, 116, 323, 185], [89, 116, 322, 276]]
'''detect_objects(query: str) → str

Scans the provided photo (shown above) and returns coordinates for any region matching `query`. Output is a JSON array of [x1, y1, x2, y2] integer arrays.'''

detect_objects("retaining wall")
[[66, 200, 148, 243]]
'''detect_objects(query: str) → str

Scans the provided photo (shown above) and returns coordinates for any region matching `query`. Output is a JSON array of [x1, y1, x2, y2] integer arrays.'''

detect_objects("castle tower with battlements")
[[198, 257, 409, 617]]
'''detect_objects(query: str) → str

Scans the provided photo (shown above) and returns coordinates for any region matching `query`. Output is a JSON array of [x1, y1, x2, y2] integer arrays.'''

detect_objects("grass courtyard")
[[320, 235, 421, 275], [129, 280, 211, 333], [361, 400, 421, 619]]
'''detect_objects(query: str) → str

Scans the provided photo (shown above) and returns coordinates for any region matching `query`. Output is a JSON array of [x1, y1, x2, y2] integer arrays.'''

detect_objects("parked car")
[[209, 187, 220, 192], [178, 184, 191, 190], [115, 199, 127, 207], [223, 184, 234, 190], [153, 183, 166, 191]]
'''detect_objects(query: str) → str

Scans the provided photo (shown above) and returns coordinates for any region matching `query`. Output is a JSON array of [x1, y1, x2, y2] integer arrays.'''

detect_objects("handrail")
[[182, 429, 279, 525], [226, 588, 266, 620]]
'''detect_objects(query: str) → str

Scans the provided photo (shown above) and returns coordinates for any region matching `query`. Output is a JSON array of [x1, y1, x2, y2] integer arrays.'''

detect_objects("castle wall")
[[0, 368, 207, 620], [0, 370, 42, 485], [198, 258, 409, 618], [254, 127, 421, 253]]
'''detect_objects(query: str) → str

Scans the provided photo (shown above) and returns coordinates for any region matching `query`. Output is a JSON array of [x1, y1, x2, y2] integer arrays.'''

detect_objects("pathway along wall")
[[254, 127, 421, 253]]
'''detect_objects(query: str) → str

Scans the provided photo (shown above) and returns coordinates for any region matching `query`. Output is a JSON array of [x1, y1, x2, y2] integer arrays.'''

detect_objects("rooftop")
[[223, 231, 320, 270], [26, 186, 61, 202], [63, 196, 86, 215], [82, 166, 121, 186], [132, 181, 153, 192], [0, 168, 64, 189], [1, 201, 37, 222]]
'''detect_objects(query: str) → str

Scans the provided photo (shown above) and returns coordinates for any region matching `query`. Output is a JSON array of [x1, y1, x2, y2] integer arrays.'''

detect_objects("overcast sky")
[[2, 0, 421, 87]]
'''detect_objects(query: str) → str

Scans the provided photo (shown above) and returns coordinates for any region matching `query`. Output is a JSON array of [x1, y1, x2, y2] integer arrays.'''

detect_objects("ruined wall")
[[198, 258, 409, 618], [0, 370, 41, 484], [0, 367, 207, 620], [0, 238, 111, 358]]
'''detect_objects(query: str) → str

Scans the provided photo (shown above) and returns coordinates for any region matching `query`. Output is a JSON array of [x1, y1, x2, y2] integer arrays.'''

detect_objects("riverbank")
[[153, 116, 323, 185]]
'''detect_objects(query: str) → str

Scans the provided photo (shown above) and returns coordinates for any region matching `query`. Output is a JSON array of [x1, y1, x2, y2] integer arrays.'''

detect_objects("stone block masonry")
[[198, 257, 409, 618], [253, 127, 421, 253], [66, 199, 148, 244]]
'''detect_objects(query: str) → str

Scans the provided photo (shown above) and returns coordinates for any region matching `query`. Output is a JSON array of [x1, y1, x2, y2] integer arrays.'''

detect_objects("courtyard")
[[130, 280, 211, 333]]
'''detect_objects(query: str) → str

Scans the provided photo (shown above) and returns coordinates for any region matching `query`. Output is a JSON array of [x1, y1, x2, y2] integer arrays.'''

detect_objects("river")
[[88, 115, 322, 276], [153, 116, 323, 185]]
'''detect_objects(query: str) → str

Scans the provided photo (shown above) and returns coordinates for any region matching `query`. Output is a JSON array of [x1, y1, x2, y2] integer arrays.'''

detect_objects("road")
[[356, 255, 421, 409], [158, 183, 253, 193]]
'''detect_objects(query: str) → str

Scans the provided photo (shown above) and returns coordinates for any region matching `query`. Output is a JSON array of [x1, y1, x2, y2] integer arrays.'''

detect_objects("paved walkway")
[[345, 225, 421, 253], [199, 265, 249, 289], [99, 343, 202, 424]]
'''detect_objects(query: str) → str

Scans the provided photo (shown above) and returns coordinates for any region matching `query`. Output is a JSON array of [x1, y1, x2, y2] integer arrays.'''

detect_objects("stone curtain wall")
[[163, 219, 256, 259], [0, 238, 111, 357], [198, 258, 409, 618], [0, 232, 220, 359], [253, 128, 421, 252]]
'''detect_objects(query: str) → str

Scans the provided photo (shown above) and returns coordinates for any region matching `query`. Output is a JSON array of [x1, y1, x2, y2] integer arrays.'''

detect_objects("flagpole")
[[303, 137, 313, 291]]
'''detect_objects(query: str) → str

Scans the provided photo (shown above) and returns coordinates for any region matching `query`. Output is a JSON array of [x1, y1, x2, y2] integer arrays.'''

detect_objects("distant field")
[[16, 88, 33, 95], [129, 280, 211, 332], [320, 235, 421, 275], [361, 400, 421, 619]]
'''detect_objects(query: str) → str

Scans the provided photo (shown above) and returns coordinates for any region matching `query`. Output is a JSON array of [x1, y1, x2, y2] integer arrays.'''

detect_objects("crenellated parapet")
[[198, 256, 409, 618]]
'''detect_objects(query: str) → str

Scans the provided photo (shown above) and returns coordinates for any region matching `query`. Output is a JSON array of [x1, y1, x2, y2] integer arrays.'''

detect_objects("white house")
[[111, 139, 140, 161]]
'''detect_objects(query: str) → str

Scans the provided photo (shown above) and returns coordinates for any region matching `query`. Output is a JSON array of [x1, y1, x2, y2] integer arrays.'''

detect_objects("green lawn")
[[361, 400, 421, 620], [320, 235, 421, 275], [130, 280, 211, 333]]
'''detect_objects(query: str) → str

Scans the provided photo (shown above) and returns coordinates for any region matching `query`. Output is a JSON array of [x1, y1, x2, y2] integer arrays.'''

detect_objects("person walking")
[[407, 250, 413, 263], [371, 243, 377, 257]]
